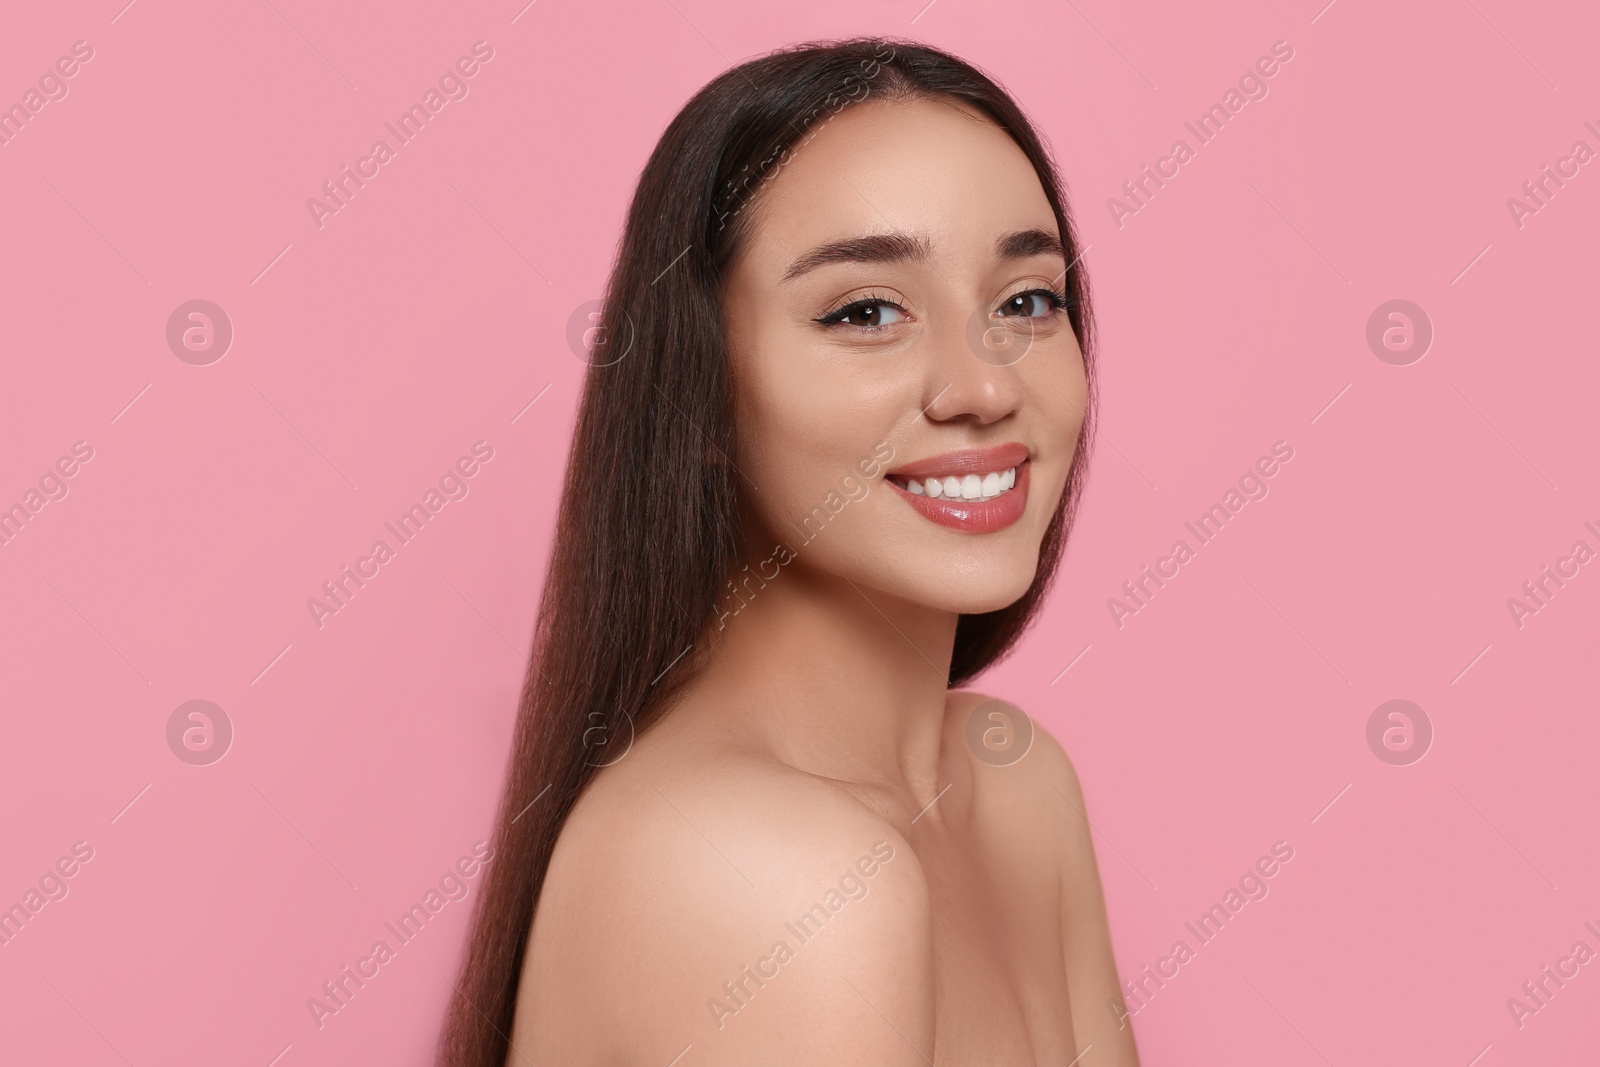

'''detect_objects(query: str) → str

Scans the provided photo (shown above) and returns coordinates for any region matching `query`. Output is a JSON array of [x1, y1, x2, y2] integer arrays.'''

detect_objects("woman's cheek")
[[1043, 357, 1088, 445]]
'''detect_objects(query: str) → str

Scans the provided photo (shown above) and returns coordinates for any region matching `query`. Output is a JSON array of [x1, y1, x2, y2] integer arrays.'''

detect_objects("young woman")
[[440, 37, 1138, 1066]]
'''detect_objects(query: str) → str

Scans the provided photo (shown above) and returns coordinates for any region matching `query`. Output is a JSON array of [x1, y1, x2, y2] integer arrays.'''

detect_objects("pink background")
[[2, 0, 1597, 1063]]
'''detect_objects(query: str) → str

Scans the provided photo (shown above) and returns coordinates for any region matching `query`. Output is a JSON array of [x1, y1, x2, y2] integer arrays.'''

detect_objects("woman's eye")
[[823, 299, 905, 329], [997, 289, 1066, 318]]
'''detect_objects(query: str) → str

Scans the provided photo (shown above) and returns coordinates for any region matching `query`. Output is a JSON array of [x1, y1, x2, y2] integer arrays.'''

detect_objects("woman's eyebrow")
[[781, 232, 931, 281], [995, 227, 1065, 262], [781, 227, 1065, 282]]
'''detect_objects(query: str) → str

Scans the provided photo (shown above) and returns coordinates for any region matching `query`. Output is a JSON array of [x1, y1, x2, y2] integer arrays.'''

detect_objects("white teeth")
[[900, 466, 1018, 503]]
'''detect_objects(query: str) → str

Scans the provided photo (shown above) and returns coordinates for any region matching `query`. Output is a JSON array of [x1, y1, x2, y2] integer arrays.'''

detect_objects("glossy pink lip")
[[885, 443, 1031, 534], [886, 442, 1030, 480]]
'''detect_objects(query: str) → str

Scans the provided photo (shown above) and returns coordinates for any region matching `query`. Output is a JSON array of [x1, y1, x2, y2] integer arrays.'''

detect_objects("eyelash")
[[815, 287, 1074, 329]]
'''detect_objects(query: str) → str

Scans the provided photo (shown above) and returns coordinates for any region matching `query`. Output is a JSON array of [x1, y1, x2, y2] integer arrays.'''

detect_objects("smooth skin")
[[507, 97, 1139, 1066]]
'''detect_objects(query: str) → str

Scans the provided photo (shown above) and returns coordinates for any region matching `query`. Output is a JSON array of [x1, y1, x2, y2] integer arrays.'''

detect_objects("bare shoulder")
[[947, 689, 1141, 1065], [943, 688, 1086, 815], [941, 689, 1101, 901], [512, 707, 935, 1065]]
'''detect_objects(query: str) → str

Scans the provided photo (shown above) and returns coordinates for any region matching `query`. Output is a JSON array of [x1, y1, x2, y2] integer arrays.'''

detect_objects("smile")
[[885, 443, 1031, 533]]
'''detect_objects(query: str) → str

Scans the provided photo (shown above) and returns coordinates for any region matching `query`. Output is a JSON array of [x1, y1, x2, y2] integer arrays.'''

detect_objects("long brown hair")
[[439, 36, 1098, 1064]]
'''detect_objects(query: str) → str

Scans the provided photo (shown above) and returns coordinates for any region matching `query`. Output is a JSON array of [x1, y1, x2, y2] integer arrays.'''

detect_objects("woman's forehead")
[[734, 98, 1056, 273]]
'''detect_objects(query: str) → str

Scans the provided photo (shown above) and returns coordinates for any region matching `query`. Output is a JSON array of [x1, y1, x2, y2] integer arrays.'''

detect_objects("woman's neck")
[[680, 558, 959, 798]]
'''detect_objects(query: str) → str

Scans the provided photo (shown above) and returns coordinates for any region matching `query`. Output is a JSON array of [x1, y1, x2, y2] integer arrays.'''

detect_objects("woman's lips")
[[885, 444, 1031, 533], [887, 441, 1029, 480]]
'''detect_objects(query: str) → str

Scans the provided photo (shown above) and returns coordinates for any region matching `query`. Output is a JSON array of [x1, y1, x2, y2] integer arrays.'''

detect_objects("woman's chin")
[[879, 565, 1040, 617]]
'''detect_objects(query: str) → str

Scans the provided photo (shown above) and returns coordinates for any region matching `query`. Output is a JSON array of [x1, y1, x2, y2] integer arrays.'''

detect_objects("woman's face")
[[722, 96, 1088, 616]]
